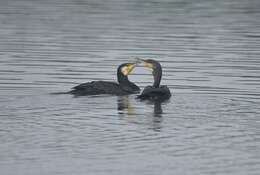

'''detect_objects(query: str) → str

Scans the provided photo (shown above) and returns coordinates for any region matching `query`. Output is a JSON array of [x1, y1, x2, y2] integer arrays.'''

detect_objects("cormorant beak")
[[135, 57, 154, 71], [122, 63, 136, 76]]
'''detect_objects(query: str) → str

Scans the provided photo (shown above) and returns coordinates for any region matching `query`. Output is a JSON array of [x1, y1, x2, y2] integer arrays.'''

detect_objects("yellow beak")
[[121, 63, 136, 76], [135, 57, 154, 70], [127, 64, 135, 75]]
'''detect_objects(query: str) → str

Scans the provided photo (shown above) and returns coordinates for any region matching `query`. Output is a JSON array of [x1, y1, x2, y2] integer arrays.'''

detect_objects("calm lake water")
[[0, 0, 260, 174]]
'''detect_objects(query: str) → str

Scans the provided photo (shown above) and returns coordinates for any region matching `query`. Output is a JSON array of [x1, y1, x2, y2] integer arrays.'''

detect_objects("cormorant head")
[[117, 62, 140, 92], [119, 63, 136, 76], [136, 58, 162, 88]]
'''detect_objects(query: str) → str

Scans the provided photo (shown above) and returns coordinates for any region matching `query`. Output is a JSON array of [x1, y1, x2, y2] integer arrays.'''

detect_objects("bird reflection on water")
[[117, 95, 169, 131], [117, 96, 134, 115]]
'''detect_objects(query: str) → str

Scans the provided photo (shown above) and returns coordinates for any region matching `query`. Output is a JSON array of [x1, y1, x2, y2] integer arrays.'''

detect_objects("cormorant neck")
[[117, 68, 139, 92], [117, 70, 130, 84], [153, 63, 162, 88]]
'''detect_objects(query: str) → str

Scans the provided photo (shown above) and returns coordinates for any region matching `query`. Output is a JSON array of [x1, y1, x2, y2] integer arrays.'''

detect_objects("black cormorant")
[[70, 63, 140, 96], [136, 59, 171, 101]]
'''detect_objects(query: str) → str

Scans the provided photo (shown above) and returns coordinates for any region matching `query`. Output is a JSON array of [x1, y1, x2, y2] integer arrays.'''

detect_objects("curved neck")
[[117, 67, 139, 92], [153, 64, 162, 88]]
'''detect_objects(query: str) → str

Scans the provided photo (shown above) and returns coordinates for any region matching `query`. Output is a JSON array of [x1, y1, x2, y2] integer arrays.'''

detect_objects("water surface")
[[0, 0, 260, 175]]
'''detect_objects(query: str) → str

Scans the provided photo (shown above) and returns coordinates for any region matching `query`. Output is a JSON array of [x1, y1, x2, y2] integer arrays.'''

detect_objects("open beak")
[[135, 57, 154, 70], [134, 57, 147, 66]]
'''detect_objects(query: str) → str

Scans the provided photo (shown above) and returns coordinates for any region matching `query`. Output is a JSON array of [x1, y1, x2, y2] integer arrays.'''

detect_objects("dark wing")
[[137, 85, 171, 101], [70, 81, 125, 95], [120, 84, 139, 94]]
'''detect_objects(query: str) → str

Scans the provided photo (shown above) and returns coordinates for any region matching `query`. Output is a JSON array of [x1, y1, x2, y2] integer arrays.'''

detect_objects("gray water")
[[0, 0, 260, 174]]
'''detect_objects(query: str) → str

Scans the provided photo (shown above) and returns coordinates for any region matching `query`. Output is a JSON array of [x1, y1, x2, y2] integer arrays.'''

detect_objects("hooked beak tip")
[[134, 57, 146, 65]]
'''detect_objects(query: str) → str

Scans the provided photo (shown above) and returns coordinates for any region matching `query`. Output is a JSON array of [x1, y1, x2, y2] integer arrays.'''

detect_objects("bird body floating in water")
[[70, 63, 140, 96], [136, 58, 171, 101]]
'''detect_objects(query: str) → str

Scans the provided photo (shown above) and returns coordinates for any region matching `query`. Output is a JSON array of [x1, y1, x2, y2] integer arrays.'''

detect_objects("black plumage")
[[70, 63, 140, 96], [137, 59, 171, 101]]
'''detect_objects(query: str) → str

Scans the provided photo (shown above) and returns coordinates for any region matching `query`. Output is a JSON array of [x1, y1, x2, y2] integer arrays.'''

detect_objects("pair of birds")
[[70, 58, 171, 101]]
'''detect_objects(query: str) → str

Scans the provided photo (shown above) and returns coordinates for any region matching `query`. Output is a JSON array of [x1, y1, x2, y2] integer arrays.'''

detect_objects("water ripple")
[[1, 0, 260, 175]]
